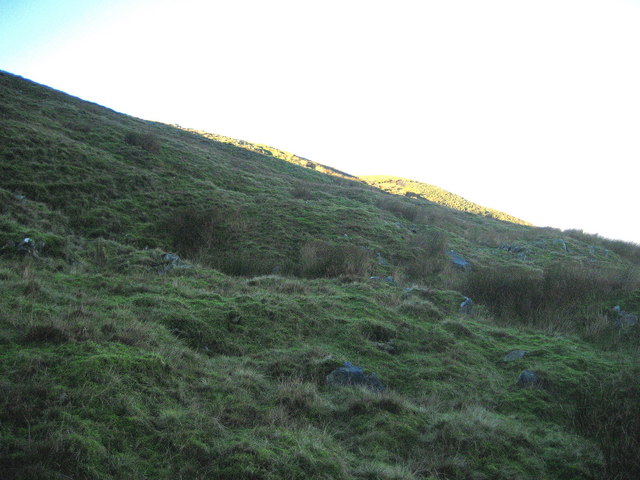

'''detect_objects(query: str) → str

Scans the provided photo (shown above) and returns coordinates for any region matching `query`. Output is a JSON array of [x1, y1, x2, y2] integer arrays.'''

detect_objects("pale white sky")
[[1, 0, 639, 243]]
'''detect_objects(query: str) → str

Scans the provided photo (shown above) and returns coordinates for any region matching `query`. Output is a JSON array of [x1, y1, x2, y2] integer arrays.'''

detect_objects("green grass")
[[1, 70, 640, 479]]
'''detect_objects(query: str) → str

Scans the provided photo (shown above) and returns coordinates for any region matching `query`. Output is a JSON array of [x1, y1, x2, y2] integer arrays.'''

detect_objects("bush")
[[376, 197, 421, 222], [462, 262, 638, 324], [299, 240, 373, 278], [403, 231, 448, 279], [124, 131, 160, 153], [574, 368, 640, 479], [462, 266, 544, 319], [163, 207, 228, 256]]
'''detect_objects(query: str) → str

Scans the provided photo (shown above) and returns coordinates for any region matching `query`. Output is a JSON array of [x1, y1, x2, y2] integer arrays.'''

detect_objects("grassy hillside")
[[1, 70, 640, 479], [359, 176, 531, 226]]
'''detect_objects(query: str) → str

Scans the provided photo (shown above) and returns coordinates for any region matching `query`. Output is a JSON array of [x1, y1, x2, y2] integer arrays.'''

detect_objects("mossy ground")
[[1, 70, 640, 479]]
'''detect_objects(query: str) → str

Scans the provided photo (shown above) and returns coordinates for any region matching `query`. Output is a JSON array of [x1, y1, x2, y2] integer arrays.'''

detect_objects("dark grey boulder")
[[503, 350, 528, 362], [516, 369, 541, 387], [459, 296, 473, 315], [613, 306, 638, 327], [326, 362, 385, 392], [447, 250, 471, 271]]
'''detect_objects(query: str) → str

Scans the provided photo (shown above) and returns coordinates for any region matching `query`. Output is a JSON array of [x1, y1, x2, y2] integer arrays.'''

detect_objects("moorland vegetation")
[[1, 70, 640, 479]]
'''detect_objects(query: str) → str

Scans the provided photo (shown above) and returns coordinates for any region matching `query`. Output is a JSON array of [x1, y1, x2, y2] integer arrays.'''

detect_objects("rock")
[[158, 252, 192, 274], [613, 306, 638, 327], [553, 238, 568, 252], [376, 252, 390, 267], [16, 237, 41, 257], [447, 250, 471, 271], [516, 369, 541, 388], [459, 296, 473, 315], [532, 238, 568, 252], [503, 350, 528, 362], [369, 276, 397, 286], [326, 361, 385, 392]]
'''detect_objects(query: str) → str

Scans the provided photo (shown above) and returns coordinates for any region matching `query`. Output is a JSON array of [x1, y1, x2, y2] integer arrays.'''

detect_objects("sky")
[[1, 0, 639, 243]]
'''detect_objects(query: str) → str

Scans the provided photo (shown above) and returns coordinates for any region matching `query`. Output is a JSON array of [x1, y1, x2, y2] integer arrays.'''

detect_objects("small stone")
[[460, 296, 473, 315], [376, 252, 390, 266], [613, 306, 638, 327], [503, 350, 528, 362]]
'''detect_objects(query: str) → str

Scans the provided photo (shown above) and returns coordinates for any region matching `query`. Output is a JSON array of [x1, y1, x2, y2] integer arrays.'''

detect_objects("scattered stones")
[[447, 250, 471, 271], [326, 361, 385, 392], [158, 252, 192, 274], [500, 244, 528, 261], [516, 369, 541, 388], [613, 306, 638, 327], [500, 244, 526, 254], [531, 238, 569, 252], [459, 296, 474, 315], [503, 350, 528, 362]]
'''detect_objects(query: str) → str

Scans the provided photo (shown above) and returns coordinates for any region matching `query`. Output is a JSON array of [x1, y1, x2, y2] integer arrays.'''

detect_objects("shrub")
[[565, 229, 640, 264], [291, 182, 315, 200], [376, 197, 421, 222], [462, 262, 638, 325], [461, 266, 544, 319], [124, 131, 160, 153], [404, 231, 448, 279], [299, 240, 373, 278], [574, 368, 640, 479], [163, 207, 228, 255]]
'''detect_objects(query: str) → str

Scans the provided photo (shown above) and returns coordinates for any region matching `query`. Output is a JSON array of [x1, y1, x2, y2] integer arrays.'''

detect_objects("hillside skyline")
[[1, 0, 640, 243]]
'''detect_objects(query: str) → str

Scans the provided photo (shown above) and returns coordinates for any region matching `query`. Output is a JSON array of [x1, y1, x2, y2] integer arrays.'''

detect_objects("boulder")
[[447, 250, 471, 271], [516, 369, 541, 388], [326, 362, 385, 392]]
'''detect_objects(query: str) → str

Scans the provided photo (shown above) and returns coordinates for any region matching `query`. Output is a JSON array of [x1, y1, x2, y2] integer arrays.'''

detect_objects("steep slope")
[[360, 175, 531, 226], [1, 70, 640, 480]]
